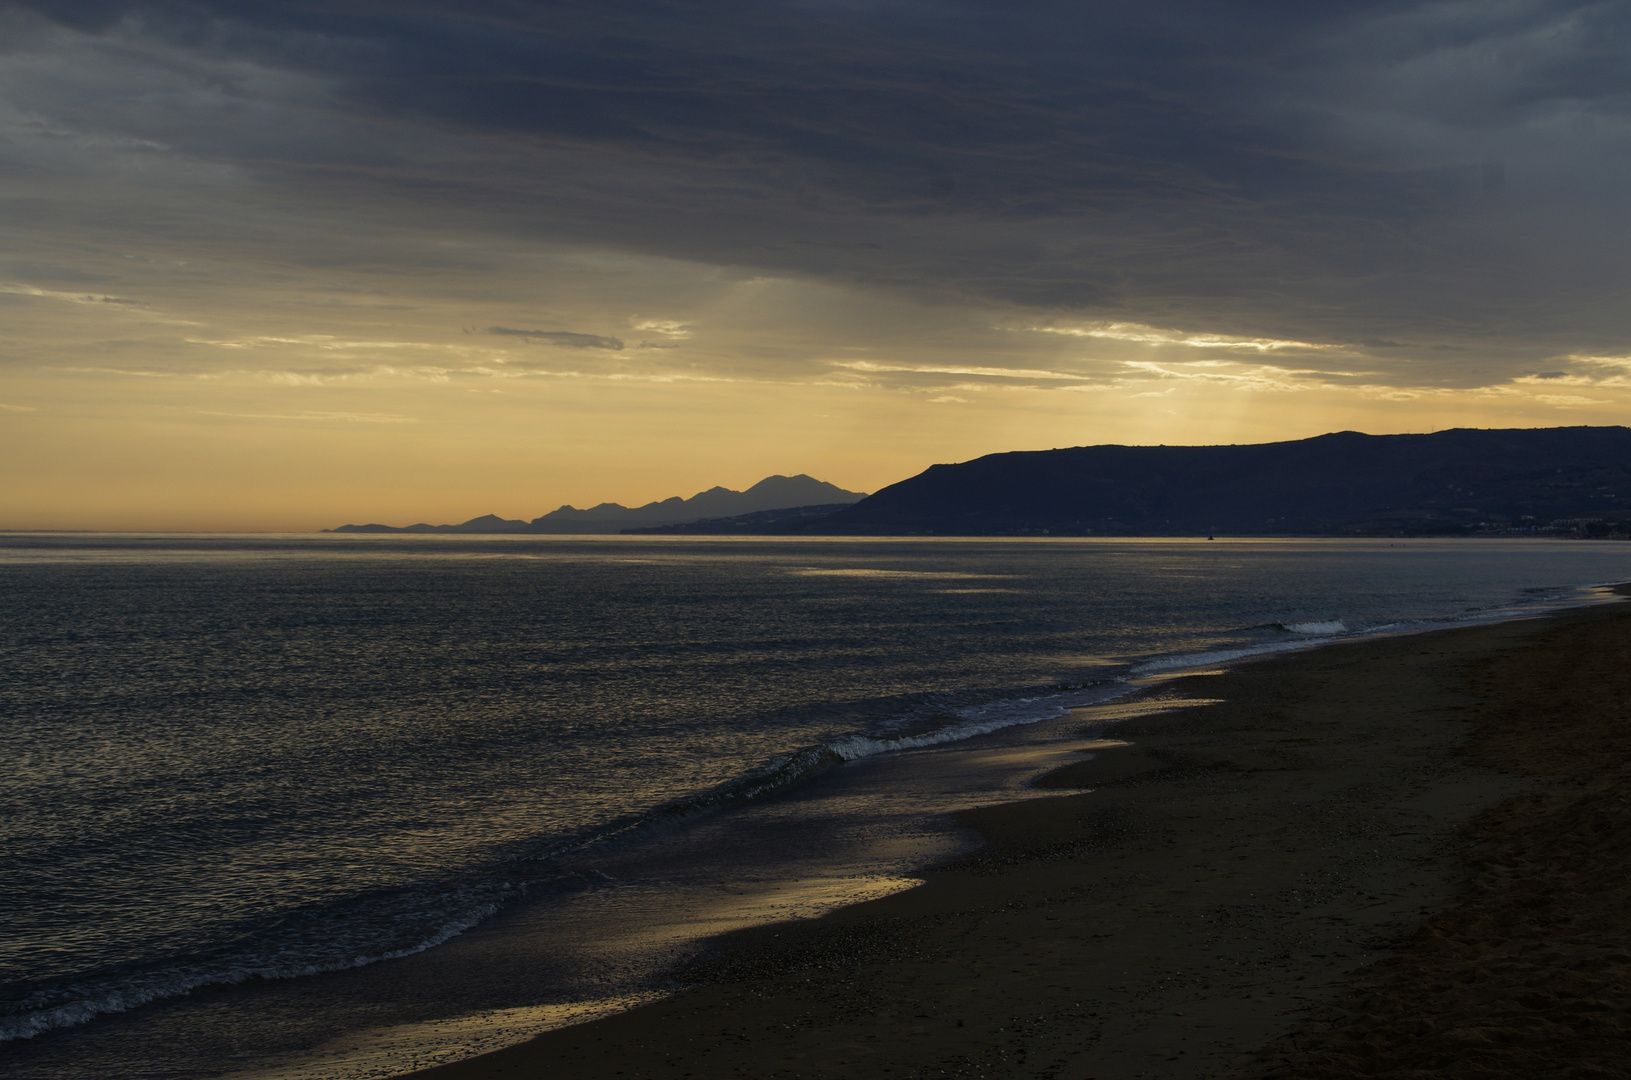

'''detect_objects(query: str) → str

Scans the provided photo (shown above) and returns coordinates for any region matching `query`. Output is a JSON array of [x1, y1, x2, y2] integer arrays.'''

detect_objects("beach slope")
[[405, 600, 1631, 1080]]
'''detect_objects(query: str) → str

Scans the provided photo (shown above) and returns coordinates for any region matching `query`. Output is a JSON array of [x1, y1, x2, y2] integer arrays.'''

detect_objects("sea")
[[2, 534, 1626, 1079]]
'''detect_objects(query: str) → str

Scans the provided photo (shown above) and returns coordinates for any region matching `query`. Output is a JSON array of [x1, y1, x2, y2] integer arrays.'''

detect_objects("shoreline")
[[399, 594, 1631, 1080]]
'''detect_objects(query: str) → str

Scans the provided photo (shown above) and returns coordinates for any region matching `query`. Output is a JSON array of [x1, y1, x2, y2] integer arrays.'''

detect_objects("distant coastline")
[[329, 427, 1631, 540]]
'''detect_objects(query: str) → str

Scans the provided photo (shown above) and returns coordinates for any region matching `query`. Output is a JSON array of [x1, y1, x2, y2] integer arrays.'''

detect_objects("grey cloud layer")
[[9, 0, 1631, 377]]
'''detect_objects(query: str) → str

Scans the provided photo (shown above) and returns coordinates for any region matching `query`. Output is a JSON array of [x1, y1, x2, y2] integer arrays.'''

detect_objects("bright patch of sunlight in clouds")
[[1033, 322, 1349, 353]]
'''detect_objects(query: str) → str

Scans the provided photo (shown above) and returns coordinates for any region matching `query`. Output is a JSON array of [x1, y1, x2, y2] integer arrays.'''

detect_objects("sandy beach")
[[400, 595, 1631, 1080]]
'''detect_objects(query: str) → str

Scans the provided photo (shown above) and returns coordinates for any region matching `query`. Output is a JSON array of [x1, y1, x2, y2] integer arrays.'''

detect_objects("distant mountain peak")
[[328, 474, 866, 534]]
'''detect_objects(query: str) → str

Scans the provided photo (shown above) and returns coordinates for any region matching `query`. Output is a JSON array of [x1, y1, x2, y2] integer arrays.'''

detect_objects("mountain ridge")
[[328, 474, 865, 534]]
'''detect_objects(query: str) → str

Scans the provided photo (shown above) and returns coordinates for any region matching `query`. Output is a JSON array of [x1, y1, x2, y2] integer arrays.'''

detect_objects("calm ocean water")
[[2, 534, 1626, 1078]]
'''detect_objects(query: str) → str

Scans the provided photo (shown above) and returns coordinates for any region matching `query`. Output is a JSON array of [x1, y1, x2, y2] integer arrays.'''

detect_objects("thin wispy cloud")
[[485, 328, 625, 350], [190, 410, 421, 424], [631, 320, 692, 339], [62, 366, 180, 378], [1, 282, 144, 307], [832, 360, 1086, 381], [1034, 323, 1348, 354], [187, 336, 458, 352]]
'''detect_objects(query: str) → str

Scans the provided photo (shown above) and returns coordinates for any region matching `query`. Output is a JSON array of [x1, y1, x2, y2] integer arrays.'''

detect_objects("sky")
[[2, 1, 1630, 530]]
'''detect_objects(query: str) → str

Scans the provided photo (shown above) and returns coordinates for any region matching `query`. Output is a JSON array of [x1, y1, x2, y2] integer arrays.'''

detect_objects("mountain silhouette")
[[789, 427, 1631, 536], [329, 474, 865, 534]]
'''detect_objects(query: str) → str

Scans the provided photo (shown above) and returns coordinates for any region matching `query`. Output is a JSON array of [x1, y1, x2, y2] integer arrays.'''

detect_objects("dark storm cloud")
[[13, 0, 1631, 375], [485, 327, 624, 350]]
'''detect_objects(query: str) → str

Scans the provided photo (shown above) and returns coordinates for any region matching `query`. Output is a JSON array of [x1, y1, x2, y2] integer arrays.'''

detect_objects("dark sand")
[[404, 597, 1631, 1080]]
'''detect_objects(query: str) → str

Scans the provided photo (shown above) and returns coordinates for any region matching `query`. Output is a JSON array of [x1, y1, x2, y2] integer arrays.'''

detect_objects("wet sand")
[[404, 596, 1631, 1080]]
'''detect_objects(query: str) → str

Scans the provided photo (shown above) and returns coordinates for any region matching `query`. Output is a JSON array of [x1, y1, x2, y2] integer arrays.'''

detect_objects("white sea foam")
[[1129, 639, 1324, 675], [1130, 584, 1615, 679], [826, 683, 1138, 761], [1284, 620, 1346, 635]]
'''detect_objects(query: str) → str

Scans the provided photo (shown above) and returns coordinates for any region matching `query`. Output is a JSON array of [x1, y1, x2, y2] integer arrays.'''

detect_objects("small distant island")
[[327, 474, 866, 534]]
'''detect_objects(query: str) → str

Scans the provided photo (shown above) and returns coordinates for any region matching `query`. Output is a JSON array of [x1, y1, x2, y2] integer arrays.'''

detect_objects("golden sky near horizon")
[[4, 4, 1630, 531]]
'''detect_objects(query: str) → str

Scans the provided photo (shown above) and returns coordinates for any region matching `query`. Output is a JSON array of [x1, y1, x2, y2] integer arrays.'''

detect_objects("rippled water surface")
[[2, 534, 1626, 1075]]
